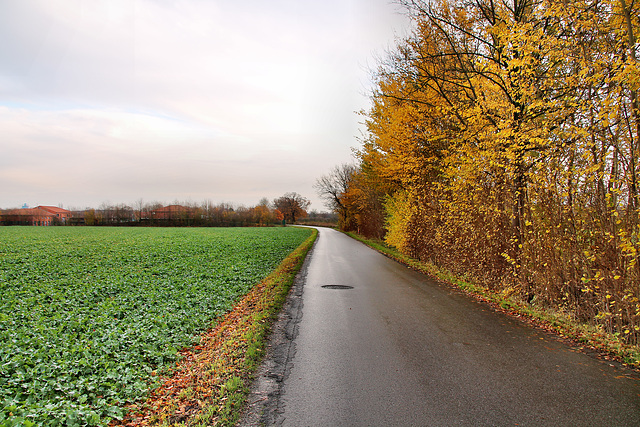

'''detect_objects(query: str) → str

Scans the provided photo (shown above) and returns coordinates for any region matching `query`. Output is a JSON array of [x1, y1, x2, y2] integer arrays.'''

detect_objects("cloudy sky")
[[0, 0, 409, 211]]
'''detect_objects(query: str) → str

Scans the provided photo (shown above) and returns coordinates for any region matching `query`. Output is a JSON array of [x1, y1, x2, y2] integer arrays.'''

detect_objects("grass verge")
[[116, 227, 318, 426], [345, 232, 640, 369]]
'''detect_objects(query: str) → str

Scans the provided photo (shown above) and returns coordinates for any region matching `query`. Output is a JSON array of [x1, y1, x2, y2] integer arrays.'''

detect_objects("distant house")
[[38, 206, 73, 224], [1, 207, 54, 226], [147, 205, 201, 225], [0, 206, 73, 226], [151, 205, 194, 220]]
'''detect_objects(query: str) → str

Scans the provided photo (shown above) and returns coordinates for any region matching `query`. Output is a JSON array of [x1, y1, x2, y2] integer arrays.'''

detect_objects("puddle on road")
[[321, 285, 354, 290]]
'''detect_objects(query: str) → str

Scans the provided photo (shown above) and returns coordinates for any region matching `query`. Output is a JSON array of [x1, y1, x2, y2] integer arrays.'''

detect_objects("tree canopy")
[[273, 192, 310, 224], [319, 0, 640, 344]]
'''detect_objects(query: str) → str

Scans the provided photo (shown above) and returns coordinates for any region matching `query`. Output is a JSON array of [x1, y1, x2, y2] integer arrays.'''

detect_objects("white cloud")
[[0, 0, 409, 210]]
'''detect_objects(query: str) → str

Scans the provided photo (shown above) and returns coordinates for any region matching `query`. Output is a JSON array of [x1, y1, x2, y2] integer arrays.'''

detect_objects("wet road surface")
[[241, 227, 640, 426]]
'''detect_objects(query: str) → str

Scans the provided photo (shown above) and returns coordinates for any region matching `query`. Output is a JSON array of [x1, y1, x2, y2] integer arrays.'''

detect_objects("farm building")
[[38, 206, 73, 223], [151, 204, 195, 220], [0, 206, 73, 226]]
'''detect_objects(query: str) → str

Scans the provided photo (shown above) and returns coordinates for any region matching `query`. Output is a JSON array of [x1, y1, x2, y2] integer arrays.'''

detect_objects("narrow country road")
[[241, 227, 640, 426]]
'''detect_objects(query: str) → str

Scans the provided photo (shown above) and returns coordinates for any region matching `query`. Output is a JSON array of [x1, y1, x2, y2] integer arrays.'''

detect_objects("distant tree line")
[[85, 195, 309, 227], [1, 193, 317, 228]]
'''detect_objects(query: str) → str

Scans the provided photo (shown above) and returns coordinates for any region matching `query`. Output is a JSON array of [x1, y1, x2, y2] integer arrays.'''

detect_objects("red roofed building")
[[38, 206, 72, 224], [148, 204, 201, 226], [0, 207, 53, 225], [0, 206, 72, 226], [151, 204, 194, 220]]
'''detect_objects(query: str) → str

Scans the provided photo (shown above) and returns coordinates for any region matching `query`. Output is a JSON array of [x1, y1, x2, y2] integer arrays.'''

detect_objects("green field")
[[0, 226, 312, 426]]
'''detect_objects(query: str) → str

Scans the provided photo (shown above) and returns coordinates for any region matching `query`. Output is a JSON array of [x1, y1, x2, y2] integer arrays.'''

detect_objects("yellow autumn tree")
[[352, 0, 640, 343]]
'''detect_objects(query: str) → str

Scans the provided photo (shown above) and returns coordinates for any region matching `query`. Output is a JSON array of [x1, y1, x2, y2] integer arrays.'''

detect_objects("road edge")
[[237, 228, 317, 426]]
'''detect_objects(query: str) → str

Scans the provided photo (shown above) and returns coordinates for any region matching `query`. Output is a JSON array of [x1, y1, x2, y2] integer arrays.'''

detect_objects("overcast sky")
[[0, 0, 409, 211]]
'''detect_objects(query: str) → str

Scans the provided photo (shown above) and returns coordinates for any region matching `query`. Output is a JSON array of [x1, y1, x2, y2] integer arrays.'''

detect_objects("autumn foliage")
[[324, 0, 640, 344], [272, 192, 310, 224]]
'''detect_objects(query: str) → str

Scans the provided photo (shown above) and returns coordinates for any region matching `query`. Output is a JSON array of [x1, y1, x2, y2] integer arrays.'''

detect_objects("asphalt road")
[[241, 227, 640, 426]]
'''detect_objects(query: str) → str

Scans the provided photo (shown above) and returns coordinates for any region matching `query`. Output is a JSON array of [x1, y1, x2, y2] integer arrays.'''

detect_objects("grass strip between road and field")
[[117, 227, 317, 427], [345, 232, 640, 369]]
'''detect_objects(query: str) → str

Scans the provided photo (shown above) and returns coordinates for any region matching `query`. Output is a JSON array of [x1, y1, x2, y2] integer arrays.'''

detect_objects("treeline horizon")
[[2, 195, 337, 227], [317, 0, 640, 344], [86, 200, 281, 227]]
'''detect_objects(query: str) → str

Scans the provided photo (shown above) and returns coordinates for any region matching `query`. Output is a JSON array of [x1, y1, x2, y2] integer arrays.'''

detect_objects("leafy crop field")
[[0, 226, 312, 426]]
